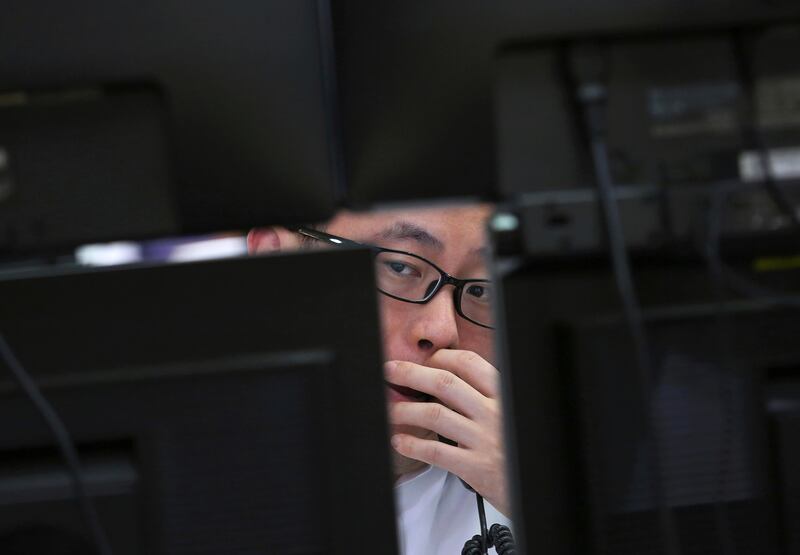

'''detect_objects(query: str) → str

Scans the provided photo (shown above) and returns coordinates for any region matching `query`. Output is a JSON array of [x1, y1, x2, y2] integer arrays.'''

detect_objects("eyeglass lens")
[[373, 251, 493, 327]]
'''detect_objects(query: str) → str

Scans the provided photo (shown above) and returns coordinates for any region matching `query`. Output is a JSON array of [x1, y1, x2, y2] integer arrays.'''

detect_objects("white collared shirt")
[[394, 465, 511, 555]]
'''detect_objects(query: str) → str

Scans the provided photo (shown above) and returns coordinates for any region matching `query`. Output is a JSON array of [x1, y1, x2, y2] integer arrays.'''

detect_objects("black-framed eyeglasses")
[[292, 227, 495, 329]]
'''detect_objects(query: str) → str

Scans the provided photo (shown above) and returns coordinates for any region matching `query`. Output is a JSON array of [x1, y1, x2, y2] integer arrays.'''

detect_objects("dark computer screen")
[[331, 0, 800, 206], [495, 243, 800, 555], [0, 249, 398, 554], [0, 0, 340, 254]]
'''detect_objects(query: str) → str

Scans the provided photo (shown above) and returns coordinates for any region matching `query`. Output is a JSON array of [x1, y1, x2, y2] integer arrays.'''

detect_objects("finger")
[[390, 402, 482, 448], [391, 433, 474, 479], [428, 349, 499, 399], [385, 361, 485, 419]]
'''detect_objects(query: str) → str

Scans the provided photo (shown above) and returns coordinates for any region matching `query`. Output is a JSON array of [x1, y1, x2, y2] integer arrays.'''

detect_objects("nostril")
[[417, 339, 434, 350]]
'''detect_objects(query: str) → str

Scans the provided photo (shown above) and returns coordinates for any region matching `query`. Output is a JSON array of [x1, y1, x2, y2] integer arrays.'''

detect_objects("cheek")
[[458, 326, 496, 365], [377, 296, 397, 338], [377, 295, 413, 360]]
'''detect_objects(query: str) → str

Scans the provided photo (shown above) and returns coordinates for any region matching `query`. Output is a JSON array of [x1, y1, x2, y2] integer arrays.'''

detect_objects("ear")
[[246, 227, 303, 254]]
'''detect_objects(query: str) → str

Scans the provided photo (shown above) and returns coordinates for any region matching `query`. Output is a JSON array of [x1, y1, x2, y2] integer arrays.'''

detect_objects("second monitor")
[[0, 248, 398, 554]]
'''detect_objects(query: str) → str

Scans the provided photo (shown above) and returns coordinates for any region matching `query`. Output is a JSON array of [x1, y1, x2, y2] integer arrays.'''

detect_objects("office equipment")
[[332, 0, 800, 206], [0, 249, 398, 554], [491, 21, 800, 555], [494, 222, 800, 554], [0, 0, 340, 255]]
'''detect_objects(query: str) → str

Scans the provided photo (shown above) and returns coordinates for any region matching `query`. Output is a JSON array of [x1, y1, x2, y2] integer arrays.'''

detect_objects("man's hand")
[[385, 349, 510, 517]]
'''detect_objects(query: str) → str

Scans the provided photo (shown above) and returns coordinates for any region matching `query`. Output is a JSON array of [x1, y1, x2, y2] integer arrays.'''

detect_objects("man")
[[248, 204, 510, 554]]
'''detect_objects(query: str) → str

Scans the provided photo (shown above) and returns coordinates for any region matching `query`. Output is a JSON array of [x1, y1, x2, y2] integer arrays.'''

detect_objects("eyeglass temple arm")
[[287, 226, 365, 248]]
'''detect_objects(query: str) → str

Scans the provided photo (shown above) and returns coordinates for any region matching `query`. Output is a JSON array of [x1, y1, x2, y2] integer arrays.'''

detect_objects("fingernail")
[[384, 360, 398, 373], [390, 435, 400, 449]]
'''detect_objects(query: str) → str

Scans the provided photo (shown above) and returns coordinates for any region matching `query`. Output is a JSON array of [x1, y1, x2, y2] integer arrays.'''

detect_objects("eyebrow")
[[372, 221, 444, 251]]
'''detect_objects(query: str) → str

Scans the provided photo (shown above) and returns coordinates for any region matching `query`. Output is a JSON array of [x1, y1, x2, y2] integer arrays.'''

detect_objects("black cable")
[[314, 0, 348, 205], [489, 523, 517, 555], [476, 493, 488, 554], [462, 493, 518, 555], [462, 533, 484, 555], [575, 75, 683, 555], [0, 333, 113, 555]]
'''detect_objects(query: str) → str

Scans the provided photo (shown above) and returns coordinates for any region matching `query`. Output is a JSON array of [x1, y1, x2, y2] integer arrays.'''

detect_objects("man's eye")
[[466, 283, 490, 300], [384, 260, 420, 277]]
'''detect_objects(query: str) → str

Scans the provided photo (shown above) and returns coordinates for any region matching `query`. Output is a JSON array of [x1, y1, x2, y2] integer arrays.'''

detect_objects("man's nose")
[[411, 285, 460, 352]]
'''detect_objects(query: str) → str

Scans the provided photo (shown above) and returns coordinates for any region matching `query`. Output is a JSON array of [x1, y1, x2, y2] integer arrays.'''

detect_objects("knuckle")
[[427, 442, 442, 465], [426, 403, 444, 424], [435, 370, 456, 395]]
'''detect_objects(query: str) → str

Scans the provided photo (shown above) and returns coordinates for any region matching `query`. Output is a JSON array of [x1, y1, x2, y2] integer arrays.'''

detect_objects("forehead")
[[325, 205, 492, 248]]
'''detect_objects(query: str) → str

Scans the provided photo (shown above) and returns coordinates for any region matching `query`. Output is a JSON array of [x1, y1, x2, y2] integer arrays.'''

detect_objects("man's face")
[[324, 204, 495, 475], [326, 205, 494, 367]]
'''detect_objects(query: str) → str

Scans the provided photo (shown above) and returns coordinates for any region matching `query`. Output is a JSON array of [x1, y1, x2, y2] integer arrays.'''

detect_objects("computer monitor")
[[490, 20, 800, 539], [0, 248, 398, 554], [494, 229, 800, 554], [489, 14, 800, 553], [332, 0, 800, 206], [0, 0, 340, 254]]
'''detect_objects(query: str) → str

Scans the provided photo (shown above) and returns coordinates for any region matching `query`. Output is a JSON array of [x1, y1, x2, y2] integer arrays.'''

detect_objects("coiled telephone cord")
[[461, 494, 517, 555]]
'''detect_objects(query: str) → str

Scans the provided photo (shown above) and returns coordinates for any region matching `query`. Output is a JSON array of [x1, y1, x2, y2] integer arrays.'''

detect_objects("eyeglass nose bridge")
[[421, 272, 464, 304]]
